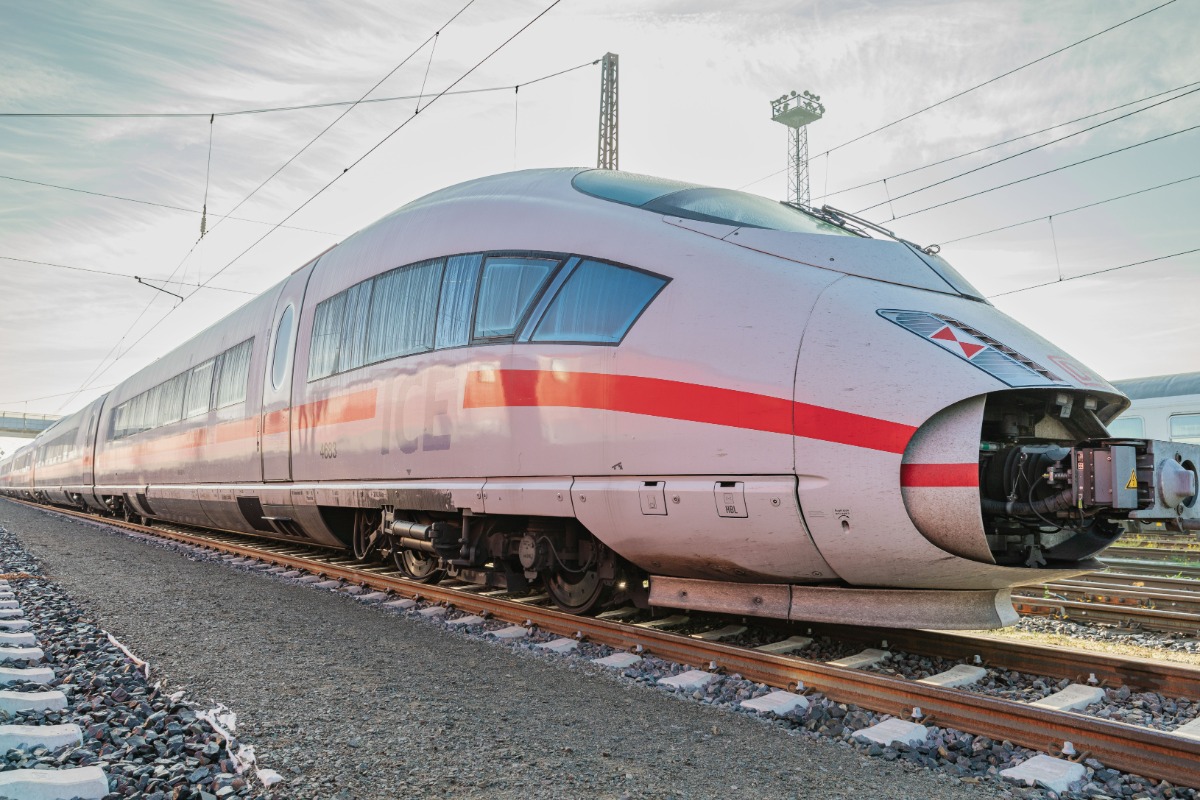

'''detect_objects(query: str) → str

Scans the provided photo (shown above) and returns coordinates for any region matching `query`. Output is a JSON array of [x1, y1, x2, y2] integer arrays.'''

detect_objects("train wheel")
[[544, 569, 609, 615], [351, 513, 385, 561], [393, 547, 444, 583]]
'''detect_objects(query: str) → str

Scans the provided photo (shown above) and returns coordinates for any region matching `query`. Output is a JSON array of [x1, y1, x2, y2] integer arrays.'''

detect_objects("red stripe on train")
[[900, 463, 979, 487], [463, 369, 917, 454]]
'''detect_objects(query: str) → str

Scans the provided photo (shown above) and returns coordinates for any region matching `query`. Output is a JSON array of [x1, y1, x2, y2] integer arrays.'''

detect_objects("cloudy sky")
[[1, 0, 1197, 454]]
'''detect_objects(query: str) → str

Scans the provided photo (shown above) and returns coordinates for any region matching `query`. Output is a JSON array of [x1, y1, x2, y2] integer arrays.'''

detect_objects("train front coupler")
[[1075, 438, 1200, 533], [979, 438, 1200, 566]]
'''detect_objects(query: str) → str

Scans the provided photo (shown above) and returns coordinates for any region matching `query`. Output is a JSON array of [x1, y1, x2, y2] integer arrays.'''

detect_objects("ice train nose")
[[899, 396, 993, 563]]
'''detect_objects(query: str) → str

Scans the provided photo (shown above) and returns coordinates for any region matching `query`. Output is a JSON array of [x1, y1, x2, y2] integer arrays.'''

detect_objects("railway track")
[[1016, 539, 1200, 633], [14, 498, 1200, 791]]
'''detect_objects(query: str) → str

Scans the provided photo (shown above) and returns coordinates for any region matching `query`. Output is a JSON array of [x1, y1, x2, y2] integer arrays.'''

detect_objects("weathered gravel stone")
[[0, 509, 261, 799]]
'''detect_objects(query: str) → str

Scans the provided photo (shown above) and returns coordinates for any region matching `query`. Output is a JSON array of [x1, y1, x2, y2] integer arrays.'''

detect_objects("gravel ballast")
[[0, 498, 1172, 799], [0, 520, 265, 799]]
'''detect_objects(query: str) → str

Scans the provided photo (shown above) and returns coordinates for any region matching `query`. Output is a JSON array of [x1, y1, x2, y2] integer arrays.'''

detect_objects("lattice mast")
[[770, 90, 825, 207], [597, 53, 619, 170]]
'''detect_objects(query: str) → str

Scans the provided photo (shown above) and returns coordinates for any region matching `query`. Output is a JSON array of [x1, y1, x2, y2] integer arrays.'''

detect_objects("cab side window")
[[532, 260, 666, 343], [473, 257, 558, 340]]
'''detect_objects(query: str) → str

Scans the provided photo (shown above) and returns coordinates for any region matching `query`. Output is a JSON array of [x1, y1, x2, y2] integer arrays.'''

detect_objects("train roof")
[[394, 168, 860, 238], [1111, 371, 1200, 400]]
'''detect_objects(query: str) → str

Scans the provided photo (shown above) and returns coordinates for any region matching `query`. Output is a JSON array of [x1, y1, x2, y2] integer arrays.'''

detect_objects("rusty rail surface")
[[790, 623, 1200, 699], [9, 499, 1200, 789]]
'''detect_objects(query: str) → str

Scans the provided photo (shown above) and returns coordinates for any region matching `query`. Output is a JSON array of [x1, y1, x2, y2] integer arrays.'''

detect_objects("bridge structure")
[[0, 411, 61, 439]]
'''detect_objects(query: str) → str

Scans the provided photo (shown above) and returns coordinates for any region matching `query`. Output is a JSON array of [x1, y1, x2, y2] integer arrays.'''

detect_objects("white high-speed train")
[[3, 169, 1198, 629]]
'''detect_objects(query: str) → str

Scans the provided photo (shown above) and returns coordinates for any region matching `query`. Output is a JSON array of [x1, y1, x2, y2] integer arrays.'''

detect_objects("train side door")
[[260, 262, 316, 481]]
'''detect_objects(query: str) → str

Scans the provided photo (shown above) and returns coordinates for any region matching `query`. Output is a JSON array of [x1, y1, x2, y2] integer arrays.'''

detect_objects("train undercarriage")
[[340, 508, 647, 614]]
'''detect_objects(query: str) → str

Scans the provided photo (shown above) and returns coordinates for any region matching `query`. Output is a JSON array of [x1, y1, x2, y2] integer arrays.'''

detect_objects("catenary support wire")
[[738, 0, 1181, 191]]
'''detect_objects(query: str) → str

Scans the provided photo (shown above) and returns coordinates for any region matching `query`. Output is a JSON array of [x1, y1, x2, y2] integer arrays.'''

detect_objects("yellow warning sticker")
[[1125, 470, 1138, 490]]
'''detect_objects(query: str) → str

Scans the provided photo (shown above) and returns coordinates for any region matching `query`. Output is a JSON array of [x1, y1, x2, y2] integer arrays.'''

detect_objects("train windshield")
[[573, 170, 855, 237]]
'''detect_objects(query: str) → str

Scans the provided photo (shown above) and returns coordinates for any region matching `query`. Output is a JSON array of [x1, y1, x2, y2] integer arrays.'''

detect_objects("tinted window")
[[339, 281, 373, 373], [271, 306, 294, 390], [215, 339, 252, 408], [646, 188, 854, 236], [184, 360, 215, 418], [474, 257, 557, 339], [157, 373, 187, 426], [309, 292, 347, 380], [1107, 416, 1144, 438], [573, 169, 854, 237], [435, 254, 482, 349], [573, 169, 697, 206], [131, 391, 151, 434], [533, 260, 666, 343], [1170, 414, 1200, 444], [367, 259, 443, 363]]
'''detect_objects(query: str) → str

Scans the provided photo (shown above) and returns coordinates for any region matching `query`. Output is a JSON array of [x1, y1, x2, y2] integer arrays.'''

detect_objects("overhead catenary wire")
[[940, 173, 1200, 245], [989, 247, 1200, 298], [813, 78, 1200, 204], [0, 174, 342, 236], [194, 0, 567, 294], [65, 0, 566, 404], [200, 114, 214, 237], [738, 0, 1181, 191], [0, 386, 117, 406], [888, 123, 1200, 221], [0, 58, 598, 120], [54, 0, 487, 412], [854, 84, 1200, 215], [0, 255, 255, 295], [198, 0, 480, 246]]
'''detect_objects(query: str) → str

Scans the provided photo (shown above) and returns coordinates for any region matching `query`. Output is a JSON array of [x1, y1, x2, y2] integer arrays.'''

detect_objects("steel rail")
[[1073, 571, 1200, 592], [10, 499, 1200, 789], [793, 623, 1200, 698], [1105, 545, 1200, 558], [1014, 595, 1200, 635], [1100, 558, 1200, 580], [1040, 581, 1200, 612]]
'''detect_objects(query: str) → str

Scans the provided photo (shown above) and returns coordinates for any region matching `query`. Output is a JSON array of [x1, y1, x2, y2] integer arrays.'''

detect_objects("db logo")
[[1047, 355, 1106, 387]]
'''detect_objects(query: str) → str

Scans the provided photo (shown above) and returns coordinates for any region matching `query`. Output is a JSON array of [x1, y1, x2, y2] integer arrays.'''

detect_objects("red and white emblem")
[[929, 324, 987, 360]]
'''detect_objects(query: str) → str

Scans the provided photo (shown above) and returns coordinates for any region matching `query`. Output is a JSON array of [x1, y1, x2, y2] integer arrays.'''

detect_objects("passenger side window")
[[532, 260, 667, 343], [309, 292, 347, 380], [435, 255, 482, 349], [1107, 416, 1144, 438], [157, 373, 187, 426], [339, 281, 373, 373], [367, 259, 443, 363], [1170, 414, 1200, 445], [132, 390, 153, 434], [184, 360, 216, 417], [214, 339, 253, 407], [474, 257, 558, 340]]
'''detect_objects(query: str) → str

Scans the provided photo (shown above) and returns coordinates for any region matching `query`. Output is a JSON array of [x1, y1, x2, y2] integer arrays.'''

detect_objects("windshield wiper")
[[788, 202, 942, 255]]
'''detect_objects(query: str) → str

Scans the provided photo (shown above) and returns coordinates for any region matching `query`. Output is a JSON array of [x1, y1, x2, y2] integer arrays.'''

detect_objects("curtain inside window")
[[435, 254, 482, 349], [367, 259, 443, 363]]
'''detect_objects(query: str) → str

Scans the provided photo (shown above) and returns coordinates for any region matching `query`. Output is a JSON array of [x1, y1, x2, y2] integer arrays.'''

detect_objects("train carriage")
[[3, 168, 1198, 629]]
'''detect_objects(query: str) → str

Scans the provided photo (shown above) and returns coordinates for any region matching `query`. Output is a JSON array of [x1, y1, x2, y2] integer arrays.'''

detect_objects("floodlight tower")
[[770, 90, 825, 207], [597, 53, 619, 170]]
